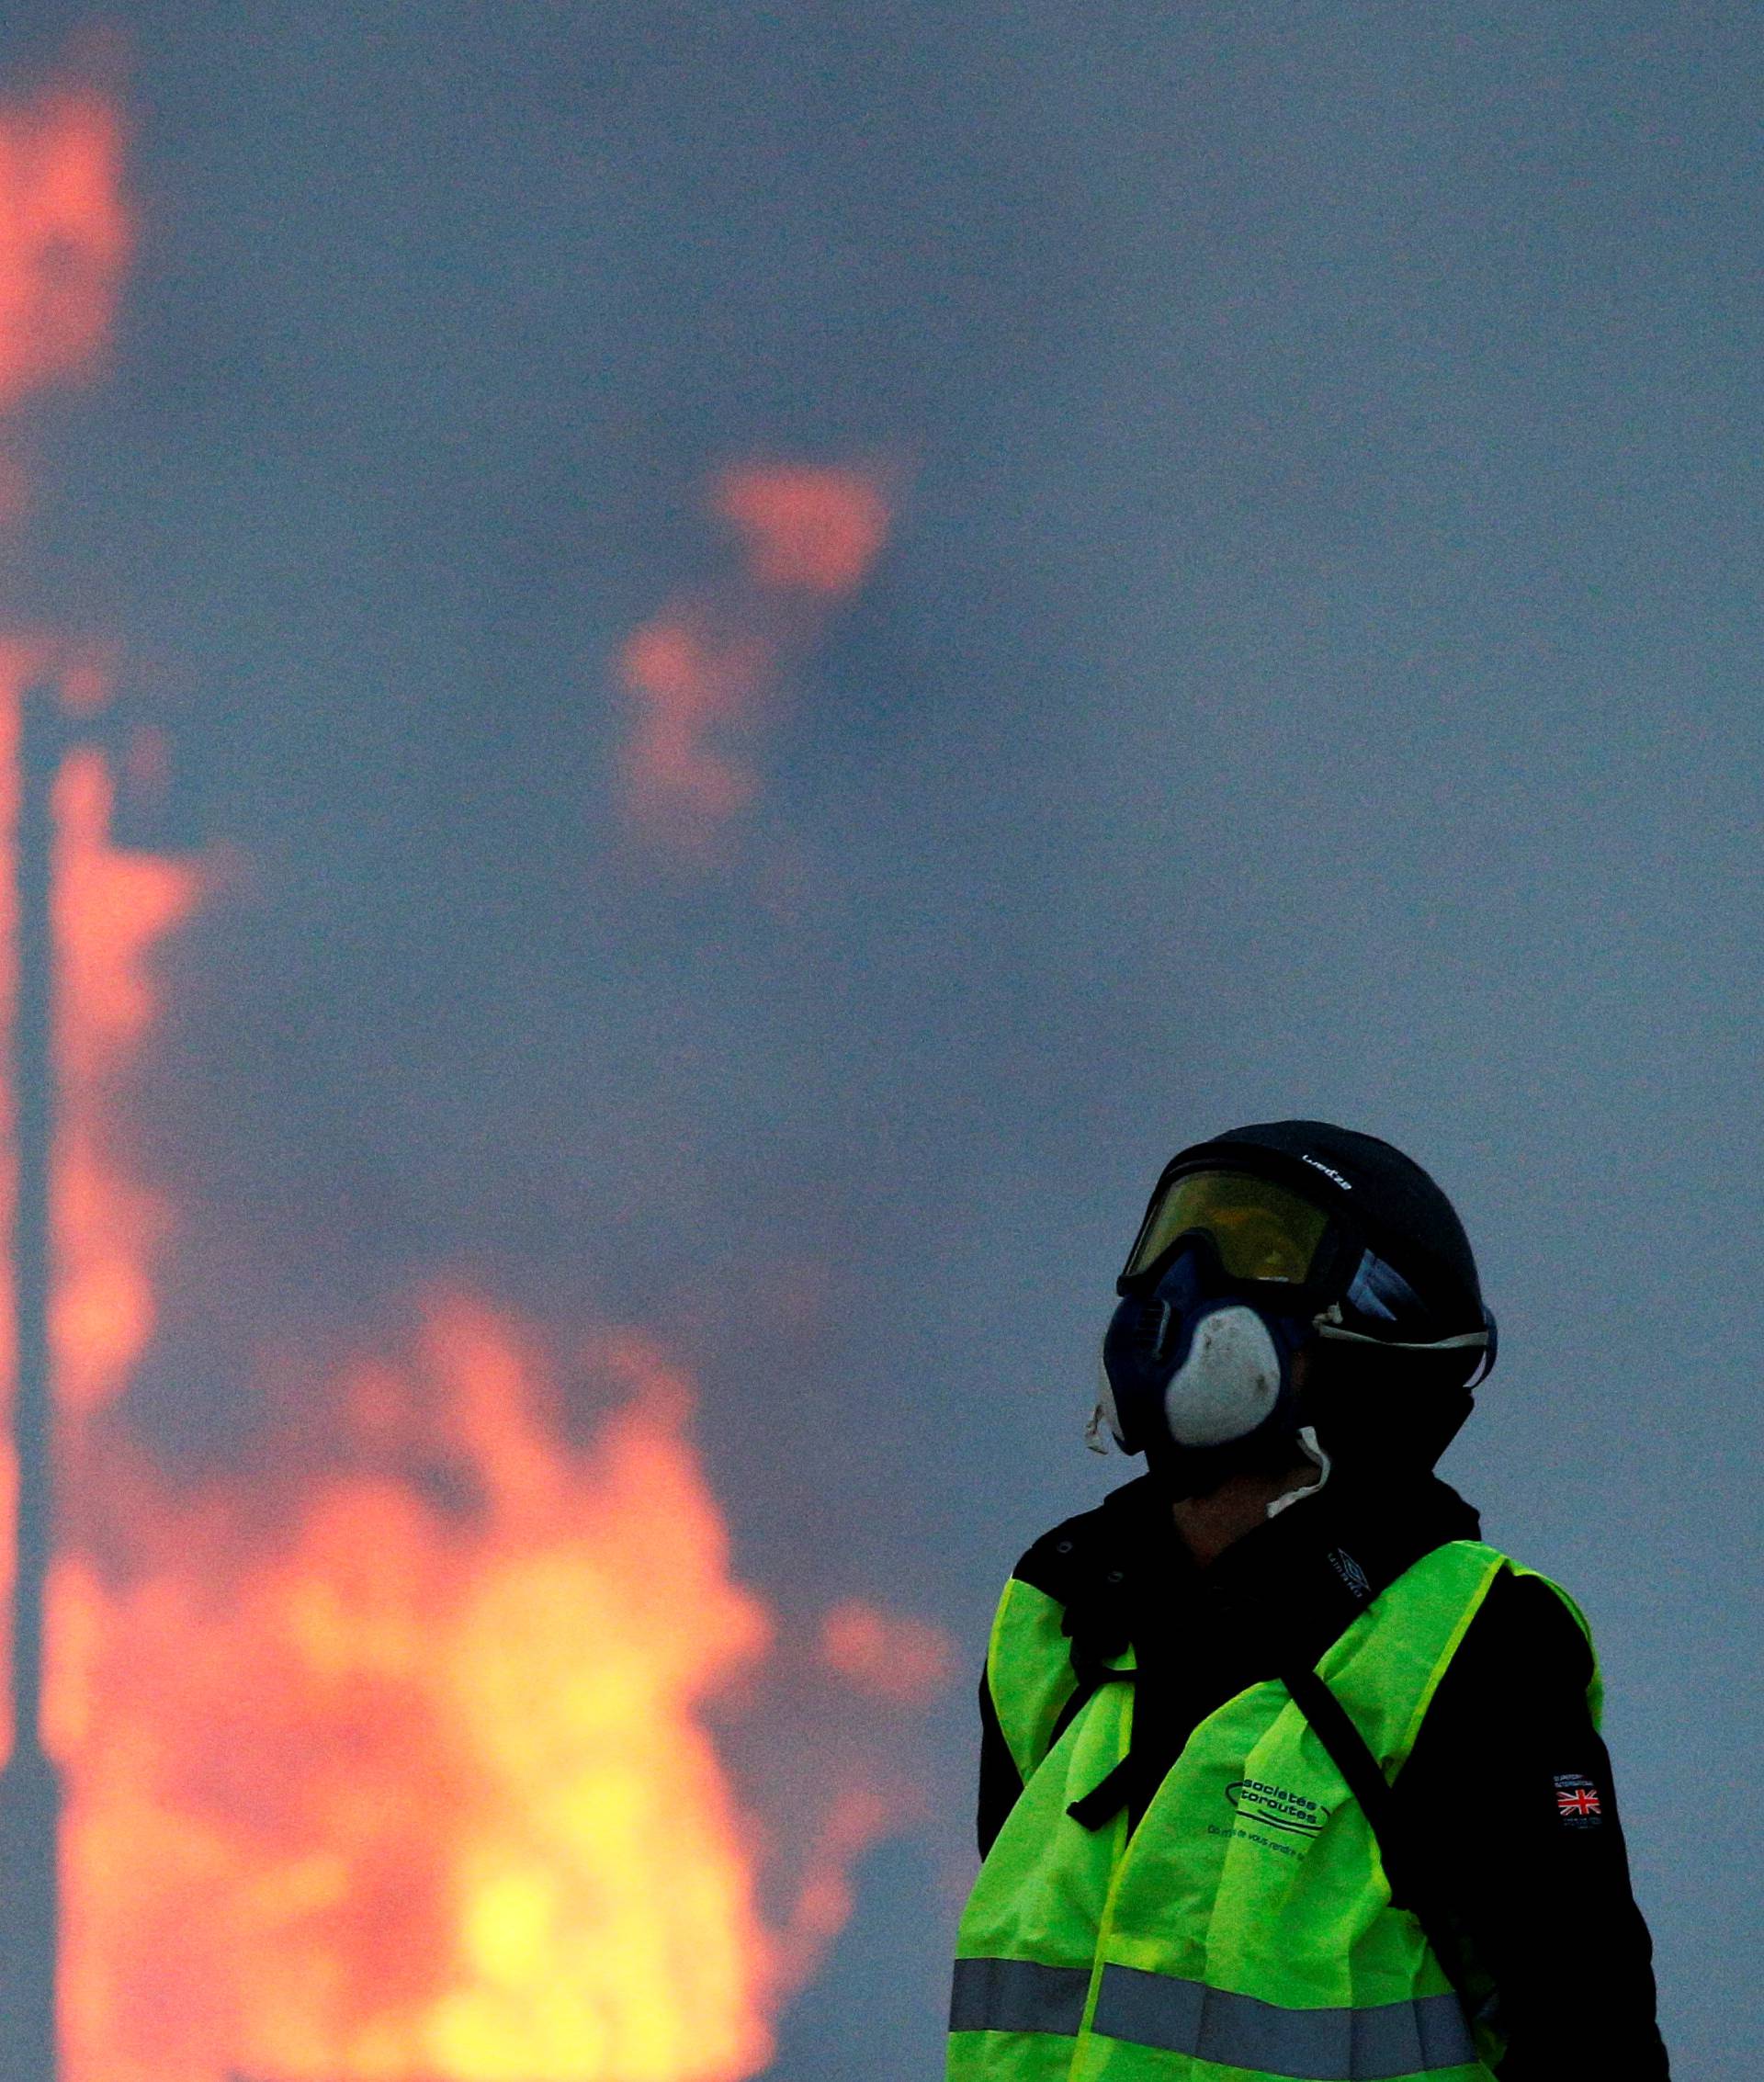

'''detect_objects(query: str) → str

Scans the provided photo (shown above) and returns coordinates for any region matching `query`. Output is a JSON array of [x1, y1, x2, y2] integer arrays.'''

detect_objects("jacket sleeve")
[[1395, 1568, 1669, 2080]]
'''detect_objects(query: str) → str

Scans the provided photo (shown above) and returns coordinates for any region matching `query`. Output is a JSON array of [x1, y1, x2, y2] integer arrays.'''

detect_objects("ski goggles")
[[1119, 1168, 1334, 1290], [1118, 1162, 1496, 1380]]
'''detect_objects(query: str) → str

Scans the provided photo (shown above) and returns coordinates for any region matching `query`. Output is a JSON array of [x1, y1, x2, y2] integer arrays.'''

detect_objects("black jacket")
[[977, 1474, 1669, 2081]]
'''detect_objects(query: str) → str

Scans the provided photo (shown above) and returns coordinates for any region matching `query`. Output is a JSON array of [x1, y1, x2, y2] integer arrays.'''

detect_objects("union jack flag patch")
[[1554, 1772, 1604, 1826]]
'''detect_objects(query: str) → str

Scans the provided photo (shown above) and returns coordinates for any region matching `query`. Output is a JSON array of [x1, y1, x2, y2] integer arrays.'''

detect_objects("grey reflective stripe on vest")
[[949, 1958, 1091, 2036], [1092, 1965, 1476, 2080]]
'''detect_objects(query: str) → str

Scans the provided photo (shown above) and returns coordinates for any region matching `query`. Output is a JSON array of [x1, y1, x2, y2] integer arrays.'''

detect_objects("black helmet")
[[1116, 1119, 1495, 1474]]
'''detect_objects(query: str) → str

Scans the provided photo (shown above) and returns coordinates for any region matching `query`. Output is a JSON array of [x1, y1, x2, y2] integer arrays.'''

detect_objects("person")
[[949, 1120, 1669, 2081]]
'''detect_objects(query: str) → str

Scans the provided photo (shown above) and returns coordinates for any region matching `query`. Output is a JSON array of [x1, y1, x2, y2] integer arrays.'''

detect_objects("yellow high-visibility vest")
[[949, 1538, 1600, 2082]]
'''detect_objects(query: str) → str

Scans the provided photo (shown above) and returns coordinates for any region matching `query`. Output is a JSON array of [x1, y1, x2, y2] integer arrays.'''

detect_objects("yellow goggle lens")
[[1124, 1170, 1330, 1285]]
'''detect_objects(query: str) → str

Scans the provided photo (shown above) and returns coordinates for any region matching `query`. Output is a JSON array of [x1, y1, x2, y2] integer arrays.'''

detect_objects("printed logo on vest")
[[1554, 1772, 1604, 1827], [1327, 1546, 1372, 1602], [1225, 1778, 1331, 1837]]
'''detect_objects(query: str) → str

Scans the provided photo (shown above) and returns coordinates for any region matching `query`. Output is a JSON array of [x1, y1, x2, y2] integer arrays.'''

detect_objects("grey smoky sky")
[[3, 2, 1759, 2076]]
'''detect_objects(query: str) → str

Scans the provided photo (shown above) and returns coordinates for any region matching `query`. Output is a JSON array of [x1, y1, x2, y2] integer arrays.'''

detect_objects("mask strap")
[[1087, 1331, 1127, 1454], [1312, 1320, 1491, 1353], [1313, 1299, 1493, 1364], [1266, 1424, 1332, 1517]]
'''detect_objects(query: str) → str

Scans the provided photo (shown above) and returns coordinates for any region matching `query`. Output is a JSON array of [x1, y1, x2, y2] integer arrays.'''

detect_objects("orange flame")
[[53, 730, 206, 1415], [49, 1291, 953, 2082], [0, 83, 130, 407], [0, 644, 204, 1770], [0, 82, 131, 523], [713, 466, 893, 598], [616, 462, 897, 852], [54, 1305, 786, 2082], [820, 1599, 958, 1710], [0, 648, 203, 1424]]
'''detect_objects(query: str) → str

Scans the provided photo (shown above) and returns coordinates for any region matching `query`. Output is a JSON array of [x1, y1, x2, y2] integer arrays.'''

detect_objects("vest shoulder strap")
[[1282, 1663, 1425, 1901]]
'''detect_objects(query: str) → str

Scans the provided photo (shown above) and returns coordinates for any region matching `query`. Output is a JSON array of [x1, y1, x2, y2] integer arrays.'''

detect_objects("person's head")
[[1092, 1120, 1494, 1498]]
